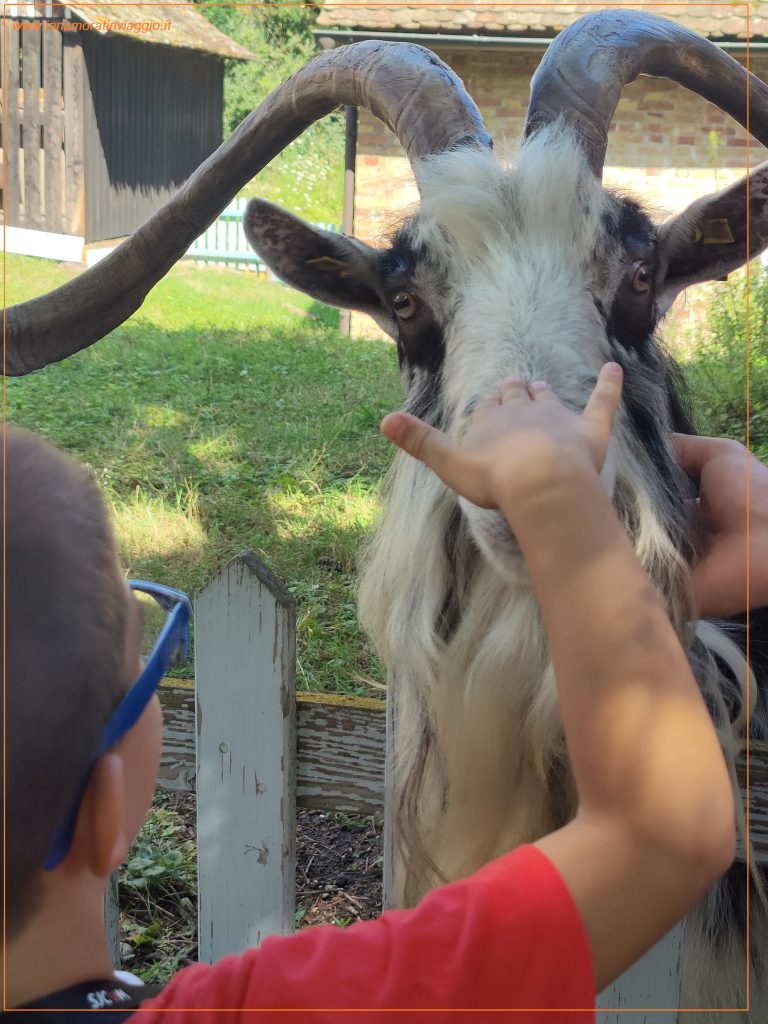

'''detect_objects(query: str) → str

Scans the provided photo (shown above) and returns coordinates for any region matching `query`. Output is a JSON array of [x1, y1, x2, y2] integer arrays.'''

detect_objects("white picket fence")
[[184, 198, 340, 272], [106, 549, 767, 1021]]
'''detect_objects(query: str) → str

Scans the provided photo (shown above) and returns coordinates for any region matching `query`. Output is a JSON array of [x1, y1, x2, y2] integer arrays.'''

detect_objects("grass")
[[5, 253, 402, 695]]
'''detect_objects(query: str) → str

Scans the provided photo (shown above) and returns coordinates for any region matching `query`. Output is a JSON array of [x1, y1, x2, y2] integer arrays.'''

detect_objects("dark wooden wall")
[[1, 19, 223, 243], [81, 32, 223, 243], [1, 18, 85, 235]]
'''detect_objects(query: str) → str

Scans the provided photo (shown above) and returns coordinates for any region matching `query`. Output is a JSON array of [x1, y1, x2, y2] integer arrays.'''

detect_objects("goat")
[[5, 10, 768, 1019], [241, 14, 768, 1020]]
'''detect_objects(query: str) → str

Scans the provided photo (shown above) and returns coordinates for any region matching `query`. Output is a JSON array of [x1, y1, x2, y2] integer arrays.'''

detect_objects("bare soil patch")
[[120, 793, 384, 980]]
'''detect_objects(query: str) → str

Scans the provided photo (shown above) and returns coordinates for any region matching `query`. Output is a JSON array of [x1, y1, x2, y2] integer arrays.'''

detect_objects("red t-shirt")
[[139, 844, 595, 1022]]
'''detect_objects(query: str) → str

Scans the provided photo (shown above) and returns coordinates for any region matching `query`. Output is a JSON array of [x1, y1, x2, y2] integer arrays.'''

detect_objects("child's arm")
[[381, 365, 736, 992]]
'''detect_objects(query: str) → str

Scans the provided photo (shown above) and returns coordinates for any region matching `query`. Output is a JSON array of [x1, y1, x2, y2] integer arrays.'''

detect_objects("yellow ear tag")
[[306, 256, 354, 278], [693, 219, 736, 245]]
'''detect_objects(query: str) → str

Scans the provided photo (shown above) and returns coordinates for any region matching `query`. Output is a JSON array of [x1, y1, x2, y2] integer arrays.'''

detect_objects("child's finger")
[[380, 412, 462, 486], [500, 376, 529, 403], [671, 433, 742, 477], [529, 380, 558, 401], [582, 362, 623, 427]]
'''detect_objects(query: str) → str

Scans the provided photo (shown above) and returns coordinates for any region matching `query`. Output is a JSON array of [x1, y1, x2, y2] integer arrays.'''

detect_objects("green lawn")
[[5, 253, 402, 696], [7, 253, 763, 694]]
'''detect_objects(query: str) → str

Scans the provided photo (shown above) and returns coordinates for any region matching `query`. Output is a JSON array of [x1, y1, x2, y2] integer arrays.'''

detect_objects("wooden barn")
[[1, 2, 253, 262]]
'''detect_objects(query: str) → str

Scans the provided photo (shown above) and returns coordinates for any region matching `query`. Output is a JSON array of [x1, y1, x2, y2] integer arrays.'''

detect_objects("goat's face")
[[375, 132, 673, 580], [245, 127, 698, 589]]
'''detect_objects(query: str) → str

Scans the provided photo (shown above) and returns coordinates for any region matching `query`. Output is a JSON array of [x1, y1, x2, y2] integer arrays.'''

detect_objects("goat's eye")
[[628, 261, 653, 295], [392, 291, 419, 320]]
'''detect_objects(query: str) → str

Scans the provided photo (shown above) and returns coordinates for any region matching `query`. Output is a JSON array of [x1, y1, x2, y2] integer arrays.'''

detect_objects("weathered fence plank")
[[596, 922, 685, 1023], [158, 685, 197, 792], [105, 872, 121, 970], [157, 687, 768, 862], [62, 34, 84, 235], [4, 19, 21, 225], [43, 26, 63, 233], [295, 692, 384, 815], [195, 551, 296, 963], [21, 28, 42, 228], [158, 686, 386, 815], [737, 742, 768, 865]]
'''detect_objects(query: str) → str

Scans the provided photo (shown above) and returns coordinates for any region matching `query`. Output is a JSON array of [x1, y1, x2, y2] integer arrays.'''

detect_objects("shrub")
[[684, 264, 768, 462], [195, 1, 344, 222]]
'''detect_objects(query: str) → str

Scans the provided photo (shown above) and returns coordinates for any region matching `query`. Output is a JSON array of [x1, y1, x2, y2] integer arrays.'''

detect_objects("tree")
[[195, 1, 344, 220], [196, 1, 324, 134]]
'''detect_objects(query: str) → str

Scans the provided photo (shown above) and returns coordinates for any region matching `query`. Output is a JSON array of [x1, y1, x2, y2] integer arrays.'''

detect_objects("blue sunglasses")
[[43, 581, 192, 871]]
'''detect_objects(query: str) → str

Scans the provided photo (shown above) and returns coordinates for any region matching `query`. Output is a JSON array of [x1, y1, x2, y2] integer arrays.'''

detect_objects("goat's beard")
[[454, 434, 622, 584], [358, 447, 584, 906], [361, 441, 764, 1024], [458, 502, 529, 582], [358, 430, 706, 907]]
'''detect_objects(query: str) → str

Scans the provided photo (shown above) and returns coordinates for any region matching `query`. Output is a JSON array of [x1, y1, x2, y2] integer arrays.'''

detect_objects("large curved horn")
[[5, 41, 490, 376], [525, 10, 768, 177]]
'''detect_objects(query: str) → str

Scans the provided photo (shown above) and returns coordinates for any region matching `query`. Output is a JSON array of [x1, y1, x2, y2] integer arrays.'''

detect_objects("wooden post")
[[596, 921, 684, 1023], [104, 871, 121, 969], [43, 26, 63, 233], [4, 19, 21, 226], [382, 682, 396, 909], [62, 33, 84, 236], [195, 551, 297, 963], [339, 104, 357, 339], [21, 27, 42, 228]]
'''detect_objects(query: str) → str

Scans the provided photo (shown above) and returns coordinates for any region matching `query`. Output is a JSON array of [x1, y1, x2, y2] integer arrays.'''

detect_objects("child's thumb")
[[380, 412, 457, 481]]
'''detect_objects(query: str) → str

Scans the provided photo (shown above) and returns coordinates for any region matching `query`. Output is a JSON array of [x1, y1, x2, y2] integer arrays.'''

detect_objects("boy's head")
[[3, 426, 144, 939]]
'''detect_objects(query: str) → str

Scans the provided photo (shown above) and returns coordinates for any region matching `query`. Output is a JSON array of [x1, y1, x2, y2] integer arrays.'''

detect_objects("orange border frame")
[[1, 0, 757, 1014]]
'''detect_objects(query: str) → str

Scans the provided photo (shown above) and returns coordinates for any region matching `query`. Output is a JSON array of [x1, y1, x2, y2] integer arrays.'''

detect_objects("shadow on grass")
[[6, 319, 401, 695]]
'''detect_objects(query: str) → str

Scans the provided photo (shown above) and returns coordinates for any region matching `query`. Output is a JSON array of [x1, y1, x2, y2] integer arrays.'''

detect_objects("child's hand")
[[672, 433, 768, 616], [380, 363, 624, 509]]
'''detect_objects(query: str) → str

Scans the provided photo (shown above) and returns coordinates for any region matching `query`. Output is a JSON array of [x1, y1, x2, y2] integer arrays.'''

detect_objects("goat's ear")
[[243, 199, 385, 316], [656, 162, 768, 313]]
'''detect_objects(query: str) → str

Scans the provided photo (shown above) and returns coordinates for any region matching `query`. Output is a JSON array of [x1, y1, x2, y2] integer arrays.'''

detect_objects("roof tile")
[[63, 2, 256, 58], [317, 2, 767, 41]]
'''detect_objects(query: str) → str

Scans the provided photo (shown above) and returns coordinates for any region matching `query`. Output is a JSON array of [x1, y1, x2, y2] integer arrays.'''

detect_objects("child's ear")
[[71, 754, 130, 878]]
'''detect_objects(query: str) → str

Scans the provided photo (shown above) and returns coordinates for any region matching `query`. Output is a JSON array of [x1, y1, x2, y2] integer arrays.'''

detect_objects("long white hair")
[[358, 131, 765, 1019]]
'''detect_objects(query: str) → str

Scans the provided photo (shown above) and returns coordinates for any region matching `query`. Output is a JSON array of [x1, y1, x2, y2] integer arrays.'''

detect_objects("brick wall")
[[350, 46, 767, 339]]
